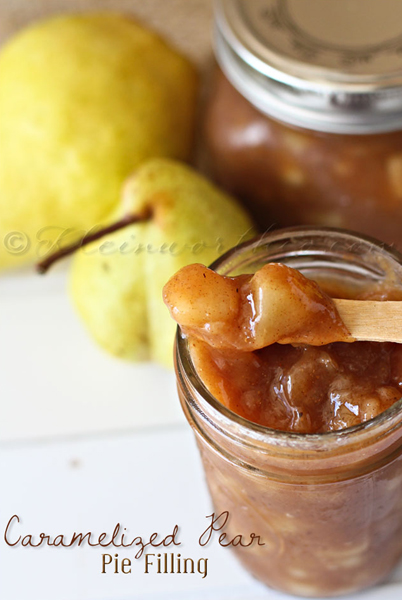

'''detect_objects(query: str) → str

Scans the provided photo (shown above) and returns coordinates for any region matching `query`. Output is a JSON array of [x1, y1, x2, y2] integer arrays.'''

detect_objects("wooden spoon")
[[334, 299, 402, 343]]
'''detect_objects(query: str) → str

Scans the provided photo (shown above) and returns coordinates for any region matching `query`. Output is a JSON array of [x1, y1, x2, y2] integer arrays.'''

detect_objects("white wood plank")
[[0, 270, 184, 442]]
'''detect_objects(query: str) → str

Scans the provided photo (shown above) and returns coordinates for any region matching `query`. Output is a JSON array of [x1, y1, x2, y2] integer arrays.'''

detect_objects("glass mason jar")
[[174, 228, 402, 597], [203, 0, 402, 249]]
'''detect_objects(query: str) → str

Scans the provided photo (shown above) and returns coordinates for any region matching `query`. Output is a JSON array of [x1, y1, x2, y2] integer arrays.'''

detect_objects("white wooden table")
[[0, 267, 269, 600]]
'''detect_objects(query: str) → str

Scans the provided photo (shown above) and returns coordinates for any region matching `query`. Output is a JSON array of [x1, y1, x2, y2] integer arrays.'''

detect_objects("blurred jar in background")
[[204, 0, 402, 248]]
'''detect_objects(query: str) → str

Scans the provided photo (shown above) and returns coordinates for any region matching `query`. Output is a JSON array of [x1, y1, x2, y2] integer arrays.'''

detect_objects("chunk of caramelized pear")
[[163, 263, 352, 350]]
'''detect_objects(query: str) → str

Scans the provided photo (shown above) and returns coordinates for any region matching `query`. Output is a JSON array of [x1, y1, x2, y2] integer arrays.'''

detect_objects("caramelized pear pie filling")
[[164, 263, 402, 433]]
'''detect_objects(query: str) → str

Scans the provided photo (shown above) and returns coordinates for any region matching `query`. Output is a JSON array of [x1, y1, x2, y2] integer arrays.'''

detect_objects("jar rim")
[[176, 226, 402, 454]]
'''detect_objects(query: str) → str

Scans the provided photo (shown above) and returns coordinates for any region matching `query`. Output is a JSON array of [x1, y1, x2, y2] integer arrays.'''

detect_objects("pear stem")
[[37, 210, 152, 274]]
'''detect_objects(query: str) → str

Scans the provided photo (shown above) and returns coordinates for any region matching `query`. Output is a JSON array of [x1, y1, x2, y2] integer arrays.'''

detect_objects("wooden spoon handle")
[[334, 299, 402, 343]]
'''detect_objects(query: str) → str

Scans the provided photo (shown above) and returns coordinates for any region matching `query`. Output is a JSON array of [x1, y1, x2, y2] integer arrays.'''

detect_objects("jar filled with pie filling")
[[174, 228, 402, 597], [204, 0, 402, 249]]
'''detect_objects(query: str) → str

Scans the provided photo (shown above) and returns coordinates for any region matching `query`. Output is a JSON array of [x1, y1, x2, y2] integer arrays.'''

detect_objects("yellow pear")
[[0, 13, 198, 270], [69, 159, 255, 367]]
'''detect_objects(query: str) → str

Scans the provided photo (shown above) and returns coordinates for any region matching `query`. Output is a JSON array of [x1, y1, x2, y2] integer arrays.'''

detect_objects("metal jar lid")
[[215, 0, 402, 134]]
